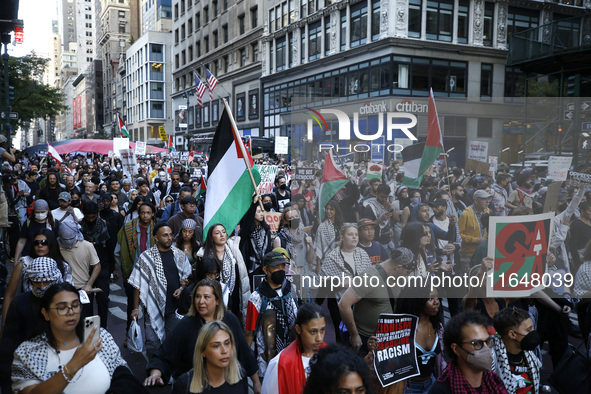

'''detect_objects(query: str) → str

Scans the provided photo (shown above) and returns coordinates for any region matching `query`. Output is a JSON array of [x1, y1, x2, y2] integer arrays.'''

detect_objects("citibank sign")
[[395, 99, 428, 113]]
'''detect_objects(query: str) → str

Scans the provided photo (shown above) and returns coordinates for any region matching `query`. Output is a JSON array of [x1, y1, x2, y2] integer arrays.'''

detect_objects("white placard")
[[135, 141, 146, 156], [119, 149, 138, 177], [257, 165, 279, 194], [468, 141, 489, 162], [547, 156, 573, 182], [113, 138, 129, 157], [179, 151, 190, 161], [274, 136, 289, 155], [489, 156, 498, 175]]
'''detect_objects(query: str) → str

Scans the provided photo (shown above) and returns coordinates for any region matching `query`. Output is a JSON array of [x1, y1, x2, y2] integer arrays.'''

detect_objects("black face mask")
[[290, 218, 300, 228], [517, 330, 541, 351], [279, 184, 287, 191], [71, 200, 80, 207], [270, 270, 286, 285], [263, 202, 273, 211]]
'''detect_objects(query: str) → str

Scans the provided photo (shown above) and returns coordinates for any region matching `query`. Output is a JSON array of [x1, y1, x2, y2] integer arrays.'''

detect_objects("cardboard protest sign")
[[547, 156, 572, 182], [543, 182, 562, 213], [257, 165, 279, 195], [373, 314, 420, 387], [293, 167, 316, 181], [264, 212, 282, 238], [465, 158, 490, 175], [468, 141, 488, 162], [487, 212, 554, 297]]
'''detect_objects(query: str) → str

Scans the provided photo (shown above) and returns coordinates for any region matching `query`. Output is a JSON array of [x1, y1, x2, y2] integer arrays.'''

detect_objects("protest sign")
[[468, 141, 488, 162], [264, 212, 282, 238], [275, 136, 289, 155], [366, 163, 383, 180], [489, 156, 498, 175], [119, 149, 138, 177], [170, 151, 180, 159], [543, 182, 562, 213], [135, 141, 146, 156], [293, 167, 316, 181], [547, 156, 572, 181], [487, 212, 554, 297], [257, 165, 279, 194], [179, 151, 190, 161], [192, 168, 202, 178], [373, 314, 420, 387], [569, 172, 591, 188], [113, 138, 129, 157], [465, 158, 490, 175]]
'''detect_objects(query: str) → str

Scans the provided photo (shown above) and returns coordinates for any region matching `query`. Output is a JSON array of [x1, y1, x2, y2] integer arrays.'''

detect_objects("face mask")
[[279, 184, 287, 190], [71, 200, 80, 207], [270, 270, 286, 285], [32, 283, 52, 298], [461, 346, 493, 372], [410, 197, 421, 205], [517, 330, 541, 351], [35, 212, 48, 221], [263, 202, 273, 211], [290, 218, 301, 228]]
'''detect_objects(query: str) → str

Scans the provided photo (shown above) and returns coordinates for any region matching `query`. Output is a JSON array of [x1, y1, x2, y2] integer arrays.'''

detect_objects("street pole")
[[2, 40, 11, 149]]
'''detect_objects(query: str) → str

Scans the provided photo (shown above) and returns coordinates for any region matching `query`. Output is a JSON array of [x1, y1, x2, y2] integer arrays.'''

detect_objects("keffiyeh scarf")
[[491, 334, 541, 393]]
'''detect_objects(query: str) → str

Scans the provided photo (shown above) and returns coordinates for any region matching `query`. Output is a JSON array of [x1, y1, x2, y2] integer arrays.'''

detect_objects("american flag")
[[194, 73, 206, 108], [206, 68, 218, 100]]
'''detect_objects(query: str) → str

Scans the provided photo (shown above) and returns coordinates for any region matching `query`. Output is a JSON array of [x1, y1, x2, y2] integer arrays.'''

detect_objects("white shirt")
[[46, 347, 110, 394], [52, 207, 83, 226]]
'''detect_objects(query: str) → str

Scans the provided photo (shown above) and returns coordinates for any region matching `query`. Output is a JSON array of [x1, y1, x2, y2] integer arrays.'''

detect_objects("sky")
[[11, 0, 57, 57]]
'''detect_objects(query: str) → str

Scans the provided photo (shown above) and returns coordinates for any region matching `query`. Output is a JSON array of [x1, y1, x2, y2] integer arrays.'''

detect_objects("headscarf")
[[25, 257, 63, 298], [33, 199, 49, 211], [58, 222, 84, 249]]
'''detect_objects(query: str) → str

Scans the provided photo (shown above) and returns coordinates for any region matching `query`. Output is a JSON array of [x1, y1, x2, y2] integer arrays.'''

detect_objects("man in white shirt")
[[52, 191, 83, 226]]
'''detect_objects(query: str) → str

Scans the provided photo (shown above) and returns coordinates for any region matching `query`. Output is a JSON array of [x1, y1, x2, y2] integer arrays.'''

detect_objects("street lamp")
[[182, 90, 193, 151]]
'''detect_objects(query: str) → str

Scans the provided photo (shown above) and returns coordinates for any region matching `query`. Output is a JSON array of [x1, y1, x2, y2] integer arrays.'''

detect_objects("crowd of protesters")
[[0, 137, 588, 394]]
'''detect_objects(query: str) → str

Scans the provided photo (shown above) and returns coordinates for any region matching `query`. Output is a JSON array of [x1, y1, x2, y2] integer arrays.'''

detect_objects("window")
[[223, 54, 228, 72], [426, 0, 453, 42], [507, 7, 539, 44], [309, 21, 321, 60], [504, 66, 526, 99], [239, 14, 245, 34], [212, 0, 218, 16], [86, 31, 92, 36], [301, 31, 306, 63], [481, 63, 493, 98], [181, 0, 185, 14], [174, 3, 179, 19], [408, 0, 421, 38], [181, 24, 185, 39], [188, 18, 193, 35], [196, 12, 200, 28], [85, 14, 92, 19], [189, 45, 193, 61], [86, 22, 92, 28], [181, 50, 186, 65], [240, 48, 247, 67], [340, 9, 347, 50], [276, 37, 286, 70], [118, 10, 125, 18], [119, 23, 126, 33], [251, 7, 258, 28], [457, 1, 469, 44], [204, 36, 209, 52], [174, 29, 179, 44], [204, 6, 209, 22], [483, 2, 494, 46], [175, 54, 179, 68], [222, 25, 228, 43], [151, 102, 164, 118], [252, 42, 259, 62], [324, 16, 331, 55], [288, 33, 293, 66], [478, 118, 493, 138], [444, 116, 467, 136], [196, 42, 201, 56], [350, 2, 368, 47], [269, 9, 275, 32], [223, 0, 228, 11], [371, 0, 380, 40], [213, 31, 218, 47]]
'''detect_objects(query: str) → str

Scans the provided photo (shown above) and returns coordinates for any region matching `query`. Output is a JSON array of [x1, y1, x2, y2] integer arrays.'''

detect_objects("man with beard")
[[273, 175, 291, 212], [129, 223, 191, 357], [36, 171, 62, 210], [506, 173, 540, 213], [109, 178, 128, 206], [159, 171, 183, 202], [245, 251, 298, 379], [80, 201, 112, 328], [51, 192, 83, 227]]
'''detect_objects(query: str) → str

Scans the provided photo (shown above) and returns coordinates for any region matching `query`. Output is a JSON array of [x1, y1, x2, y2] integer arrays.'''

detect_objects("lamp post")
[[182, 89, 193, 150]]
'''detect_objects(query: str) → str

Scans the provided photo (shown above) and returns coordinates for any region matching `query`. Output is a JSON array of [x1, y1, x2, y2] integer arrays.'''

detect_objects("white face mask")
[[35, 212, 48, 221]]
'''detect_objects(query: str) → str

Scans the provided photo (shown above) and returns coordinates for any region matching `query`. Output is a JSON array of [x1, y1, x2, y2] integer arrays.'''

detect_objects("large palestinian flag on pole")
[[203, 107, 261, 241], [401, 88, 444, 188], [117, 114, 130, 138], [319, 150, 349, 219]]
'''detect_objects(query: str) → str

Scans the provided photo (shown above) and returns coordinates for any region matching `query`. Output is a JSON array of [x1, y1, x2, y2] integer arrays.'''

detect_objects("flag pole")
[[221, 98, 264, 211]]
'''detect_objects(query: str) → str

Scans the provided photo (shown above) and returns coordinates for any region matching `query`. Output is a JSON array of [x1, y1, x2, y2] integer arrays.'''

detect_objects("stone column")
[[473, 0, 484, 47]]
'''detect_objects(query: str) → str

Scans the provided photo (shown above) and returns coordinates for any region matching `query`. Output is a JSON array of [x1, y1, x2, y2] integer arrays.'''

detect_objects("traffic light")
[[567, 74, 580, 97], [8, 86, 14, 103], [558, 127, 563, 133]]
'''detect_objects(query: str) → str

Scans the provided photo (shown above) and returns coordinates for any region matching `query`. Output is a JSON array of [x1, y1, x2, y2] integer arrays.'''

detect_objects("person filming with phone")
[[11, 282, 144, 394]]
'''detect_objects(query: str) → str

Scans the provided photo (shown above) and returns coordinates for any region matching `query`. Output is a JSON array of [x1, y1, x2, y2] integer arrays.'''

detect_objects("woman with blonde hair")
[[172, 321, 248, 393]]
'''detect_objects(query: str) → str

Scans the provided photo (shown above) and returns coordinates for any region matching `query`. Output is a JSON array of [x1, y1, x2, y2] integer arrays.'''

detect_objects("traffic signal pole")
[[1, 35, 11, 149]]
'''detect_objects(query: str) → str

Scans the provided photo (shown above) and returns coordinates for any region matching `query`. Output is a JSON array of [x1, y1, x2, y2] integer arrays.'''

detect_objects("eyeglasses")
[[33, 239, 49, 246], [50, 303, 82, 316], [461, 337, 493, 350]]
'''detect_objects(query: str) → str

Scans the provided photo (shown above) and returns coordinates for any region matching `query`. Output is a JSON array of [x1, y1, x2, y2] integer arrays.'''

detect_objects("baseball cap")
[[473, 189, 492, 199], [272, 247, 290, 260], [58, 192, 71, 202], [428, 198, 447, 208], [263, 251, 287, 267], [357, 218, 375, 228]]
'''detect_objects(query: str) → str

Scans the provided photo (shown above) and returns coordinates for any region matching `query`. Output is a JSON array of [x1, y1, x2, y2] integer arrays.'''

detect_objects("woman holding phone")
[[11, 282, 141, 394]]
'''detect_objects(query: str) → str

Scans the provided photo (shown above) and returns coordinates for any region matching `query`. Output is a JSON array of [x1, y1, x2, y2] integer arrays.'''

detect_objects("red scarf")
[[277, 338, 327, 394], [437, 361, 508, 394]]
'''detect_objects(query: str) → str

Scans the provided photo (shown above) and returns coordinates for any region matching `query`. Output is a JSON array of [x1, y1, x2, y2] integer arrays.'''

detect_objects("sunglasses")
[[33, 239, 49, 246]]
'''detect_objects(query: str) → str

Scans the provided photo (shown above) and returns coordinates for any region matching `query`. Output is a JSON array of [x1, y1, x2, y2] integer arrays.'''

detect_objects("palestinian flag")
[[401, 88, 444, 188], [319, 150, 349, 219], [245, 136, 252, 155], [117, 114, 130, 138], [203, 107, 261, 241], [199, 176, 207, 196], [168, 135, 175, 151]]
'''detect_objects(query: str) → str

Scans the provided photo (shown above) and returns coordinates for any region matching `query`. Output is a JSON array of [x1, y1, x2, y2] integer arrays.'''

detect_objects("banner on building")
[[468, 141, 488, 162], [257, 165, 279, 194], [373, 314, 420, 387], [547, 156, 573, 182], [487, 212, 554, 297]]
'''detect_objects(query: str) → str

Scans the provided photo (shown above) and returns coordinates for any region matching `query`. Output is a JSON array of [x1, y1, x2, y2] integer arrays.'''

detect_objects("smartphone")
[[83, 315, 100, 345]]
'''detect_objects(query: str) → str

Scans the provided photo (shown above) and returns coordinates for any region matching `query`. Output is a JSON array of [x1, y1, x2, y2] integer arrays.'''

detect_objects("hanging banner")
[[373, 314, 420, 387], [135, 141, 146, 156], [257, 165, 279, 195], [487, 212, 555, 297], [468, 141, 488, 162]]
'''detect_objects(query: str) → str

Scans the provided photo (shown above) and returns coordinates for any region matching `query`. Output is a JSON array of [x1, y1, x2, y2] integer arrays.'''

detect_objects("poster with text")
[[293, 167, 316, 181], [264, 212, 282, 238], [135, 141, 146, 156], [119, 149, 138, 177], [373, 314, 420, 387], [257, 165, 279, 195], [547, 156, 573, 182], [487, 212, 554, 297], [468, 141, 489, 162]]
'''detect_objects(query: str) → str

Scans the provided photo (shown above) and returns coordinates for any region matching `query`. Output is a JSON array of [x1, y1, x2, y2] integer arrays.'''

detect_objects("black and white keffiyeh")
[[491, 334, 541, 393]]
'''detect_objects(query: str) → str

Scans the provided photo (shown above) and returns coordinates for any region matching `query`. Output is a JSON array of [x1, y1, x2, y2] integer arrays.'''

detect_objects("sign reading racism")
[[373, 314, 420, 387], [487, 212, 554, 297]]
